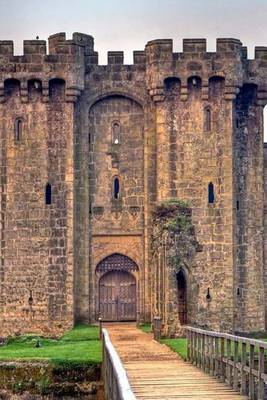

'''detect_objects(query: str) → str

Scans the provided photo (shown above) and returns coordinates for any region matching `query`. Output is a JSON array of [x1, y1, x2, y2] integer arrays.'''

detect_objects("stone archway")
[[96, 254, 138, 321]]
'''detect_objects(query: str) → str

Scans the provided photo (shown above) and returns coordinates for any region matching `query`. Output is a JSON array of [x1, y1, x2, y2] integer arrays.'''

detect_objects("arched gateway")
[[96, 254, 138, 321]]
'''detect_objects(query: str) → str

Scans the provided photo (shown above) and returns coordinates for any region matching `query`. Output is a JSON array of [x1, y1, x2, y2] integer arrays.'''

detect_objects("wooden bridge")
[[102, 323, 267, 400]]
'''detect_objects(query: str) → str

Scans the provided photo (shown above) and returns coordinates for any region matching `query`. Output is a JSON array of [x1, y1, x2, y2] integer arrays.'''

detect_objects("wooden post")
[[187, 329, 191, 362], [206, 335, 210, 373], [197, 332, 201, 367], [193, 332, 197, 365], [249, 343, 255, 400], [220, 337, 225, 382], [233, 340, 239, 391], [226, 338, 232, 387], [202, 334, 205, 371], [210, 336, 215, 376], [153, 316, 162, 341], [240, 341, 247, 395], [99, 317, 103, 340], [215, 336, 219, 377], [258, 346, 265, 400]]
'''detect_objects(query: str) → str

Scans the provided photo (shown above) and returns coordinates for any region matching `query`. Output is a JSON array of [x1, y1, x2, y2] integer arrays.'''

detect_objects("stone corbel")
[[201, 79, 209, 101], [180, 83, 188, 102], [0, 82, 5, 103], [148, 87, 165, 103], [42, 81, 49, 103], [20, 80, 28, 103], [224, 85, 240, 101], [256, 86, 267, 107], [66, 87, 82, 103]]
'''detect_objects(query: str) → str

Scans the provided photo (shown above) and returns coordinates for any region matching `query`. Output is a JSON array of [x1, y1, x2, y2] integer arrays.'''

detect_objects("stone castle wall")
[[0, 33, 87, 336], [0, 33, 267, 335]]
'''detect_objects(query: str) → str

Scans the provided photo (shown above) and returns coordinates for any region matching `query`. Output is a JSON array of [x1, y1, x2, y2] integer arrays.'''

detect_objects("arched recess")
[[28, 79, 42, 101], [187, 76, 202, 98], [49, 78, 65, 102], [4, 78, 20, 99], [176, 269, 187, 325], [164, 77, 181, 97], [208, 76, 225, 99], [88, 94, 144, 209], [96, 253, 139, 321], [88, 90, 144, 112]]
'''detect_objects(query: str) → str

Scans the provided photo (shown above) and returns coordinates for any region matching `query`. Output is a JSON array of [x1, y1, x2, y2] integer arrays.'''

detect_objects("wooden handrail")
[[186, 326, 267, 400], [102, 328, 136, 400]]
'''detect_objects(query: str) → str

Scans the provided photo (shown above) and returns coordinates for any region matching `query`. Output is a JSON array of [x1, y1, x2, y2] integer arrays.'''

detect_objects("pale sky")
[[1, 0, 267, 138]]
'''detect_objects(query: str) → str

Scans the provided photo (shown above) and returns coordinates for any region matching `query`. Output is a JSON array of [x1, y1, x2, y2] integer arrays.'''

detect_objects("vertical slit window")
[[112, 122, 120, 144], [204, 108, 211, 132], [114, 177, 120, 199], [45, 183, 52, 205], [14, 118, 23, 141], [208, 182, 215, 204]]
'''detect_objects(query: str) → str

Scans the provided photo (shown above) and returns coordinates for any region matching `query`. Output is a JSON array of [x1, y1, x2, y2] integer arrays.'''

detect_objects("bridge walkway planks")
[[106, 323, 248, 400]]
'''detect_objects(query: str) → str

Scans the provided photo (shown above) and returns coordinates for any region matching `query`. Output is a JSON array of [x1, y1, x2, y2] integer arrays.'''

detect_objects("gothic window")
[[113, 177, 120, 199], [14, 118, 23, 141], [112, 122, 120, 144], [204, 108, 211, 132], [208, 182, 215, 204], [45, 183, 52, 205]]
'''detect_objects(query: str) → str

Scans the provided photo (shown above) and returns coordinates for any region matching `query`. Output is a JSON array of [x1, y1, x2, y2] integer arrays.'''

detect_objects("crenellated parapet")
[[0, 32, 93, 103], [143, 38, 267, 105], [2, 33, 267, 106]]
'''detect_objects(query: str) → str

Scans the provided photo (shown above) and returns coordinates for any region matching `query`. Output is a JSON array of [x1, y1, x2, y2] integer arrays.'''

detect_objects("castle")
[[0, 32, 267, 337]]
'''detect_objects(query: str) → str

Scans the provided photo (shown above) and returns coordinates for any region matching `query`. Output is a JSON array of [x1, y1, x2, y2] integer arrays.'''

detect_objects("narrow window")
[[208, 182, 214, 204], [14, 118, 23, 141], [45, 183, 52, 205], [204, 108, 211, 132], [112, 122, 120, 144], [114, 177, 120, 199]]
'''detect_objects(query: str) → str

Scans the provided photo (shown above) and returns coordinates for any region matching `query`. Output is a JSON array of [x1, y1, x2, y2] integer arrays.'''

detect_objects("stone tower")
[[0, 33, 267, 337]]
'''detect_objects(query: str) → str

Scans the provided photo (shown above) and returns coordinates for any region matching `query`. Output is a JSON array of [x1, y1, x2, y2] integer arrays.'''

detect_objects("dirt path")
[[106, 323, 248, 400]]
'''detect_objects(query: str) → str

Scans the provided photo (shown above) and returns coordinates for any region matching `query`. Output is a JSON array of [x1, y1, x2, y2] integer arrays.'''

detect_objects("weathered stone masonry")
[[1, 33, 267, 336]]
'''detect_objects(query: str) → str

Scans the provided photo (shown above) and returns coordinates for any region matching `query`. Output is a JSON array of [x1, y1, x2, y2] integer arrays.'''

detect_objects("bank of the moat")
[[0, 325, 103, 399], [0, 361, 103, 399]]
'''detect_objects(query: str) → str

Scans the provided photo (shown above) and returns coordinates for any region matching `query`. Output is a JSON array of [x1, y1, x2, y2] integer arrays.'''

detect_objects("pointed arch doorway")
[[177, 269, 187, 325], [96, 254, 138, 321]]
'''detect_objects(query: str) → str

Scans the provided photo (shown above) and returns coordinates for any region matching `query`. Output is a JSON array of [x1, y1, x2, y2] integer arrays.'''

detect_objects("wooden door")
[[99, 271, 136, 321], [177, 270, 187, 325]]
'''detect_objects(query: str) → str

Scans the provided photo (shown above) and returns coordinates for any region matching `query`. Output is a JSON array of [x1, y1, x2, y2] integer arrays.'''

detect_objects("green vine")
[[163, 214, 192, 233], [162, 198, 189, 208]]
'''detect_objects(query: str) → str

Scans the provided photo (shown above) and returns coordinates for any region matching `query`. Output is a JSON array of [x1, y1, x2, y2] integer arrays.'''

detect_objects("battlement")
[[183, 39, 206, 53], [255, 47, 267, 59], [0, 32, 94, 59], [108, 51, 124, 64], [1, 34, 267, 78]]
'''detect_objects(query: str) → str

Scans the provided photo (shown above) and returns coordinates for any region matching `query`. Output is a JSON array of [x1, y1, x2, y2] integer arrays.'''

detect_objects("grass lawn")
[[138, 323, 152, 334], [161, 338, 188, 360], [0, 324, 102, 367], [161, 337, 267, 362]]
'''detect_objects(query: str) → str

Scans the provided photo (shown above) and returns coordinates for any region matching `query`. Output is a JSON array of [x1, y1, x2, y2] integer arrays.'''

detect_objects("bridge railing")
[[187, 326, 267, 400], [102, 328, 136, 400]]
